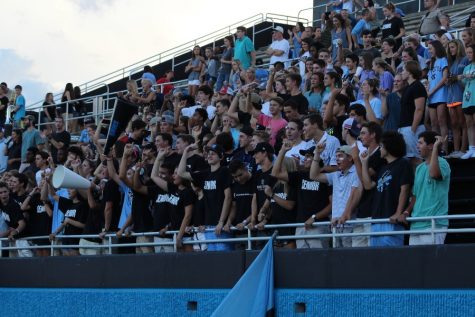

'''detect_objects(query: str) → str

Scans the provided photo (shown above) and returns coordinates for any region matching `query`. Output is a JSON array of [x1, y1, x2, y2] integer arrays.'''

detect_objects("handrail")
[[1, 214, 474, 256]]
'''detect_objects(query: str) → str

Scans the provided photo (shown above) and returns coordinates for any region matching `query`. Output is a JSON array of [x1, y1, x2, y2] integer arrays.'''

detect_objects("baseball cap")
[[161, 114, 174, 125], [272, 26, 284, 33], [342, 117, 362, 138], [254, 142, 275, 155], [206, 143, 224, 157], [21, 115, 35, 122], [299, 146, 316, 157], [336, 145, 353, 156], [149, 116, 160, 126]]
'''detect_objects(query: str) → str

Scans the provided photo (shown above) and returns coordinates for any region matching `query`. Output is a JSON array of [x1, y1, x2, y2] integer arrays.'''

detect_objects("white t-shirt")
[[305, 132, 341, 166], [181, 104, 216, 121], [270, 39, 290, 65], [326, 165, 360, 218], [285, 140, 309, 165]]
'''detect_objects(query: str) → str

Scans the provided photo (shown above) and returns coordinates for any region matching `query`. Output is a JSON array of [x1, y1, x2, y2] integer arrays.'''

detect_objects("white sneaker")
[[461, 150, 474, 159], [449, 151, 464, 158]]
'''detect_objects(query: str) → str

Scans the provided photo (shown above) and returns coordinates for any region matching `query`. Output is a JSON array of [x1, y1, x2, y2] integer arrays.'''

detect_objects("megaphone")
[[52, 165, 91, 189]]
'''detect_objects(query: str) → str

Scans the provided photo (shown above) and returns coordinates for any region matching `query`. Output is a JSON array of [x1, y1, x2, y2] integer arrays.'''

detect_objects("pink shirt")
[[257, 114, 287, 146]]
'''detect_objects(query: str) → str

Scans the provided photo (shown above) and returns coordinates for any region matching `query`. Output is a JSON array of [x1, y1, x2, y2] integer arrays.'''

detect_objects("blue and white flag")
[[211, 237, 275, 317]]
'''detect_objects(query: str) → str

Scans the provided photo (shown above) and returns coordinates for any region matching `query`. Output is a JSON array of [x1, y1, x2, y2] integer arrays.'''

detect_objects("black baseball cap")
[[254, 142, 275, 155], [299, 146, 316, 157]]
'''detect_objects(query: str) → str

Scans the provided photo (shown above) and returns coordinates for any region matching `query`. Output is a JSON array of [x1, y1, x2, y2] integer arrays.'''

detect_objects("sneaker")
[[448, 151, 464, 158], [461, 150, 474, 160]]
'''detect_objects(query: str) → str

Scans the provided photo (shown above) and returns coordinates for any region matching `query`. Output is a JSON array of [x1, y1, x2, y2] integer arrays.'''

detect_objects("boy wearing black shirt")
[[0, 182, 27, 257], [251, 143, 275, 229], [272, 143, 332, 248], [178, 143, 232, 251], [361, 131, 413, 247], [228, 160, 255, 229]]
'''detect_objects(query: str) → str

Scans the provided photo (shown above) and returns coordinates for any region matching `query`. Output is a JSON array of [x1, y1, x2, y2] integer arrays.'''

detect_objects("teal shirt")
[[21, 128, 44, 161], [234, 36, 255, 70], [462, 63, 475, 108], [411, 156, 450, 230], [304, 91, 322, 113]]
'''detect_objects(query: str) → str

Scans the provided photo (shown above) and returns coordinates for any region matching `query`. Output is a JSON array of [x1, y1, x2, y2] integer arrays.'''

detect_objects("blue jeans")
[[204, 226, 233, 251], [370, 223, 405, 247], [215, 70, 230, 92]]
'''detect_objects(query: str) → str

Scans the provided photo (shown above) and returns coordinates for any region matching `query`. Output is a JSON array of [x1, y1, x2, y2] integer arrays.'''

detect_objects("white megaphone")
[[52, 165, 91, 189]]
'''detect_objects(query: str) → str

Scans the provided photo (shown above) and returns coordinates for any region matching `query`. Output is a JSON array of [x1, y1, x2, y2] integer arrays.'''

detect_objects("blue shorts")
[[370, 223, 405, 247], [204, 227, 233, 251]]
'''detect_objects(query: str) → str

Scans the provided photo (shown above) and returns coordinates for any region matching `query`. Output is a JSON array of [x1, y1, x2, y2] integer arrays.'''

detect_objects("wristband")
[[312, 214, 317, 220], [242, 219, 248, 225]]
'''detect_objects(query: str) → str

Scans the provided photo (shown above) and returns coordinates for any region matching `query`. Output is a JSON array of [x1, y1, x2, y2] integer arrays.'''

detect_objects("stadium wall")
[[1, 288, 474, 316]]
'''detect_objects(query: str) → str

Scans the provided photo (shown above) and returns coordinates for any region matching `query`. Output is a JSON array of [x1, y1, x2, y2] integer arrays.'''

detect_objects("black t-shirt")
[[269, 182, 297, 225], [42, 101, 56, 120], [0, 96, 8, 121], [400, 80, 427, 128], [381, 16, 404, 49], [0, 198, 25, 237], [288, 171, 331, 222], [51, 130, 71, 163], [148, 185, 171, 231], [327, 114, 349, 143], [231, 148, 257, 174], [277, 92, 291, 101], [27, 194, 51, 237], [6, 140, 21, 171], [192, 196, 205, 226], [222, 152, 234, 167], [231, 175, 255, 225], [187, 154, 209, 172], [166, 184, 196, 231], [164, 152, 180, 169], [288, 93, 309, 114], [102, 180, 121, 231], [131, 189, 153, 233], [254, 168, 273, 211], [58, 197, 88, 244], [191, 166, 231, 226], [356, 148, 385, 218], [371, 157, 413, 219], [238, 110, 252, 127]]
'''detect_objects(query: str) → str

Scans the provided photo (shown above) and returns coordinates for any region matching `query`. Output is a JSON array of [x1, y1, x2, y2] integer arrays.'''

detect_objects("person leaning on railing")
[[404, 132, 451, 246]]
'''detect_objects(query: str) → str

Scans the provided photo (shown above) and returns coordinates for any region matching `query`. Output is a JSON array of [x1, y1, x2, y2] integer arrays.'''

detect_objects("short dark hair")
[[194, 108, 208, 122], [345, 54, 359, 64], [177, 134, 195, 145], [228, 160, 247, 174], [216, 132, 234, 152], [335, 94, 350, 111], [361, 121, 383, 143], [237, 26, 246, 32], [217, 99, 230, 108], [381, 131, 406, 158], [157, 133, 173, 146], [36, 151, 50, 160], [198, 85, 213, 97], [303, 113, 324, 130], [10, 171, 28, 189], [349, 103, 367, 119], [287, 73, 302, 87], [362, 29, 372, 36], [14, 85, 22, 90], [418, 130, 438, 145], [27, 147, 39, 155], [68, 146, 84, 160], [0, 182, 8, 190], [288, 119, 304, 131], [131, 119, 146, 131], [405, 60, 422, 80], [283, 99, 299, 111]]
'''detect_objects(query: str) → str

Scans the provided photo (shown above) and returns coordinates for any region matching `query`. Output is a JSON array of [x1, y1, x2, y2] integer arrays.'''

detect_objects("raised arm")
[[309, 144, 329, 183], [150, 148, 169, 191], [177, 144, 195, 181], [271, 142, 291, 182]]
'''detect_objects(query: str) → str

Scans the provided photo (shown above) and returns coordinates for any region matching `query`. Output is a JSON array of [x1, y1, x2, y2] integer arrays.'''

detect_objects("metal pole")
[[108, 236, 112, 254], [173, 233, 177, 252], [431, 218, 436, 244], [65, 102, 69, 131], [332, 226, 337, 248], [50, 240, 54, 256], [247, 227, 252, 250]]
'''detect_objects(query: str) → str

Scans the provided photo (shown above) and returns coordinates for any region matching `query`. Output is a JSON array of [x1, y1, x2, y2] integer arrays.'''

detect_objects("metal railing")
[[1, 214, 473, 256]]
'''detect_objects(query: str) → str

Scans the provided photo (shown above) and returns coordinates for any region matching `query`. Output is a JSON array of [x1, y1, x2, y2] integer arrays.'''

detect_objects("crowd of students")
[[1, 1, 475, 257]]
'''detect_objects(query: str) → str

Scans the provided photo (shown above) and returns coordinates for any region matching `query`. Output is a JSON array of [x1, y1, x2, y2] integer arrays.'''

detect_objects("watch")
[[312, 214, 317, 220]]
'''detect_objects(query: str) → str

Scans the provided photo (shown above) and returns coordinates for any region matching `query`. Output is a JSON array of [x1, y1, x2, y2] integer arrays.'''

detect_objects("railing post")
[[332, 226, 337, 248], [247, 227, 252, 250], [65, 101, 69, 131], [50, 240, 54, 256], [173, 233, 177, 252], [108, 235, 112, 254], [431, 218, 436, 244]]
